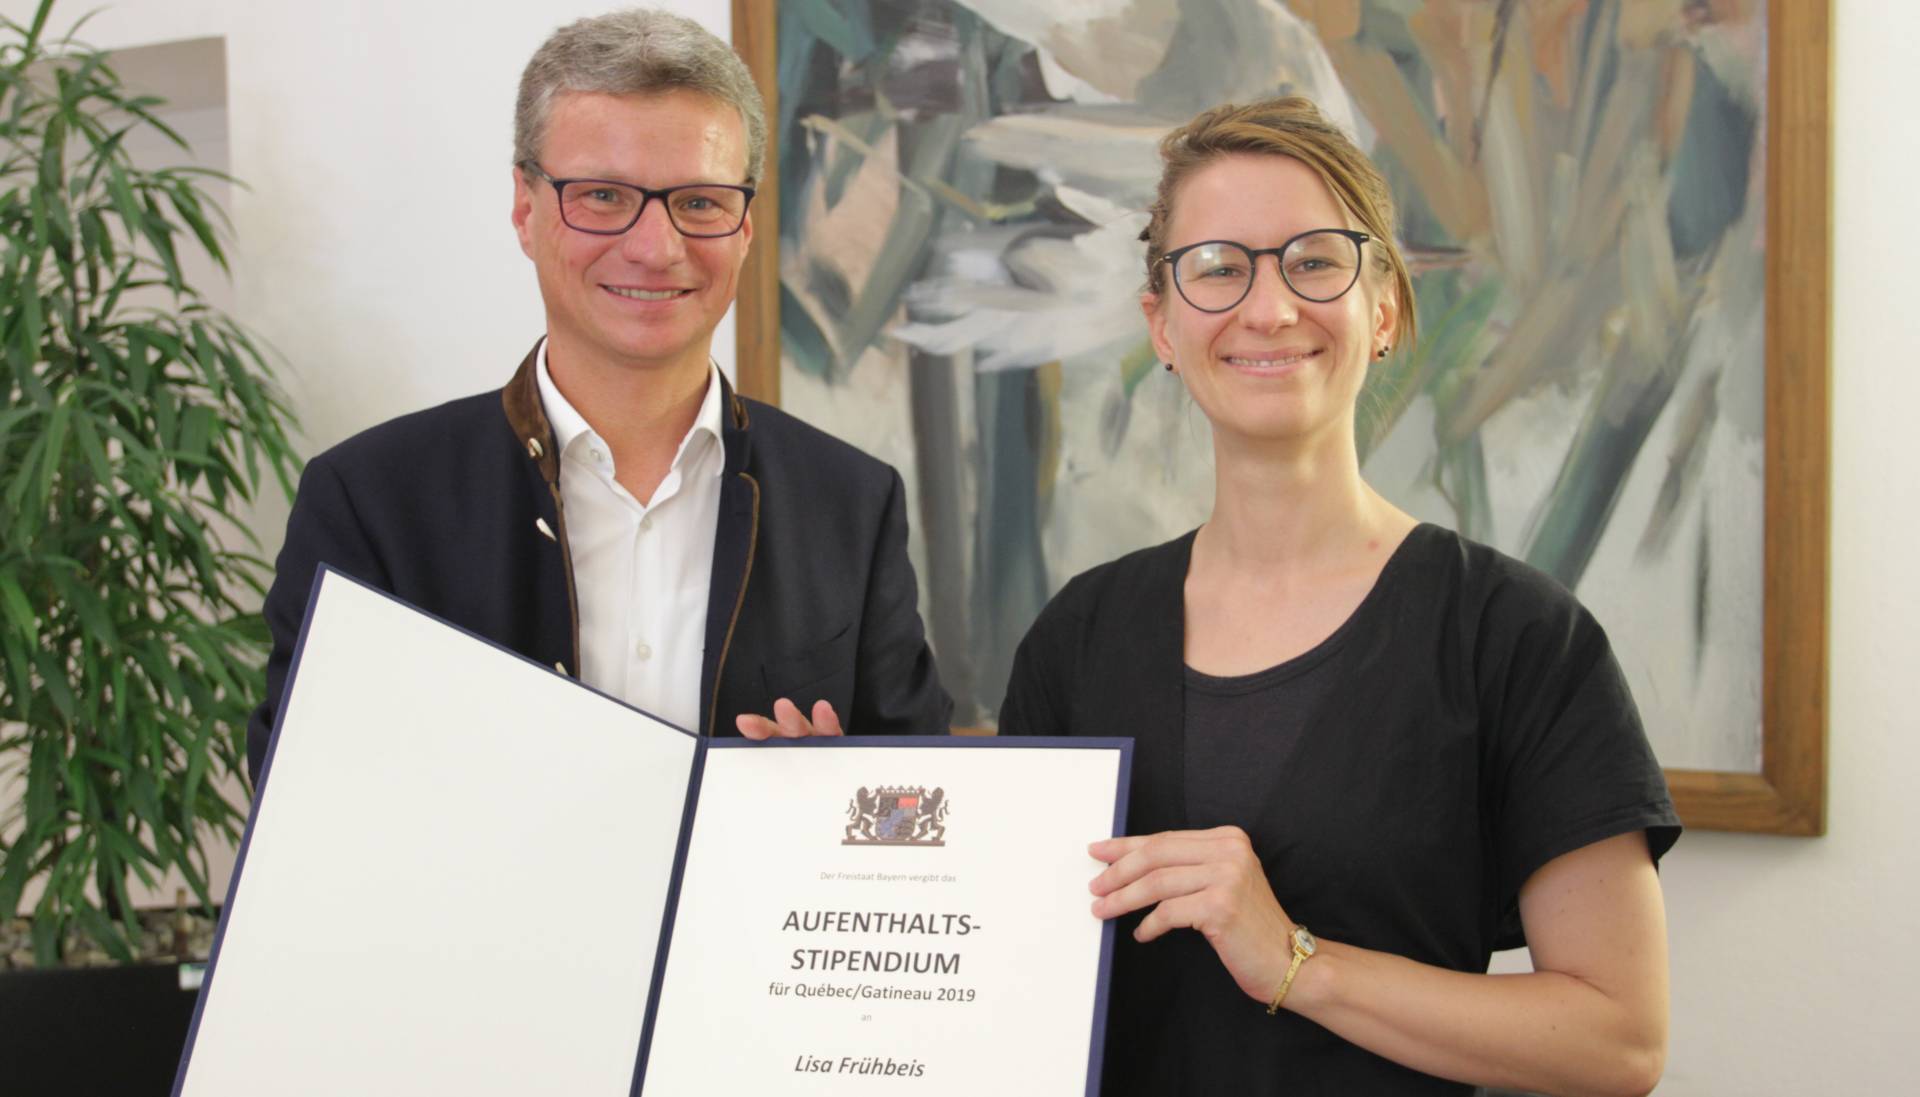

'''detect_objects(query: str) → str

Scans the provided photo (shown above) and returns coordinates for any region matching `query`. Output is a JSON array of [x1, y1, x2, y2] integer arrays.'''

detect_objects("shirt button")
[[639, 514, 653, 532], [636, 642, 652, 661], [591, 447, 605, 464]]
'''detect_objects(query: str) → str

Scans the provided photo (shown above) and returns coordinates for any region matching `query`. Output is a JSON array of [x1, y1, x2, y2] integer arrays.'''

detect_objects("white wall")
[[6, 0, 1916, 1091]]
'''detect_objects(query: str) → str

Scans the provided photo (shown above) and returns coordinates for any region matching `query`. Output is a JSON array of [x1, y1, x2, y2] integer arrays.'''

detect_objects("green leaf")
[[227, 612, 269, 645], [73, 902, 134, 963], [124, 326, 152, 394], [167, 185, 225, 271], [180, 716, 213, 817], [128, 633, 186, 704], [70, 410, 114, 486], [153, 382, 179, 447], [0, 569, 37, 648], [25, 733, 63, 832], [0, 404, 43, 448], [178, 402, 214, 463], [127, 766, 165, 830], [139, 193, 184, 289], [120, 98, 188, 152], [0, 792, 40, 917], [24, 0, 57, 51], [98, 822, 158, 871], [108, 855, 149, 929], [1, 629, 35, 717], [68, 587, 121, 657], [15, 261, 45, 365], [29, 913, 61, 967], [33, 647, 76, 720], [36, 385, 72, 505], [5, 424, 49, 516], [52, 580, 119, 657], [108, 659, 128, 725], [76, 745, 131, 773]]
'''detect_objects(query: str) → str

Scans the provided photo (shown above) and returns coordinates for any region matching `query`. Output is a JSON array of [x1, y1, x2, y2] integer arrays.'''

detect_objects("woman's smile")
[[1220, 347, 1324, 376]]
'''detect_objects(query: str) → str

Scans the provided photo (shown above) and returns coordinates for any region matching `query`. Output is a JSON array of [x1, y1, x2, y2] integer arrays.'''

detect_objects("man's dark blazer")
[[246, 346, 952, 780]]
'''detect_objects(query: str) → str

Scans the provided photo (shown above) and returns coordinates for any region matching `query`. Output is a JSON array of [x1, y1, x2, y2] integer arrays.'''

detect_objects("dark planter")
[[0, 963, 201, 1095]]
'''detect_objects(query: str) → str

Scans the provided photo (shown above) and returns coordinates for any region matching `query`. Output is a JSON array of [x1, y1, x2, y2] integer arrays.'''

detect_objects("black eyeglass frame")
[[518, 161, 756, 238], [1157, 229, 1374, 312]]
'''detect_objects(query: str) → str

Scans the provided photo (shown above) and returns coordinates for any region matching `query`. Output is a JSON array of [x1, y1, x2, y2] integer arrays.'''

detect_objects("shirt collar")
[[535, 338, 726, 477]]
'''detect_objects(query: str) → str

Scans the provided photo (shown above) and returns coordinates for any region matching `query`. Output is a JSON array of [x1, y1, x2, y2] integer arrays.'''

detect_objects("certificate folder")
[[173, 566, 1129, 1097]]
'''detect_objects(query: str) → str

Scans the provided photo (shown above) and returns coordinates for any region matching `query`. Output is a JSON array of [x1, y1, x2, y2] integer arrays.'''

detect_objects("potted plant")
[[0, 0, 299, 1083]]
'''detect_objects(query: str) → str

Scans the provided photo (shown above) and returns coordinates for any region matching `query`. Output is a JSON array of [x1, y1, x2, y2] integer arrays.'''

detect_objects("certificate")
[[172, 567, 1129, 1097], [641, 739, 1125, 1093]]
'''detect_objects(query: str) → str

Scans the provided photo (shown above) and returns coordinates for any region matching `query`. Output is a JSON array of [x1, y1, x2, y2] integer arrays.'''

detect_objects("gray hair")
[[514, 9, 767, 183]]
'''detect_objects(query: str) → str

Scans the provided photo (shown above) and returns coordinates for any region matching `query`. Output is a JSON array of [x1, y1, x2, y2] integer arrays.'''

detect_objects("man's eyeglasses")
[[519, 161, 755, 238], [1157, 229, 1372, 313]]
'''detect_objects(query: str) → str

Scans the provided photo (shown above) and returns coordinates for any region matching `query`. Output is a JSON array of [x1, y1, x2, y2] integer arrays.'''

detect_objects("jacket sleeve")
[[847, 467, 953, 734], [246, 455, 391, 784]]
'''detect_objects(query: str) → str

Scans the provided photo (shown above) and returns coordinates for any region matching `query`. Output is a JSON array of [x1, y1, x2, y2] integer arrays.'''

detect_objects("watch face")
[[1293, 926, 1317, 955]]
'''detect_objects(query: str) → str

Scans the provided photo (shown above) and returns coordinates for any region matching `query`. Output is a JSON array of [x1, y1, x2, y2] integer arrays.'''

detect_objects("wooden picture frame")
[[732, 0, 1831, 835]]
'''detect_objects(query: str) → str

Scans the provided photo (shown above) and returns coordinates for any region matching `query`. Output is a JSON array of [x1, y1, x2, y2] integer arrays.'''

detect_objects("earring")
[[1376, 345, 1390, 360], [1163, 362, 1174, 372]]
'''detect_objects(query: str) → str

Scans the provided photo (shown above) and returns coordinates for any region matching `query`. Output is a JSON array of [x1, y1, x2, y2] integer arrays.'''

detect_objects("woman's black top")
[[999, 525, 1680, 1096]]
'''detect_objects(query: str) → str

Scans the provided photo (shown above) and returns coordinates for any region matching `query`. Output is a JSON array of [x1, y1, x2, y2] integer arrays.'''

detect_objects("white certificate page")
[[176, 569, 698, 1097], [640, 740, 1125, 1096]]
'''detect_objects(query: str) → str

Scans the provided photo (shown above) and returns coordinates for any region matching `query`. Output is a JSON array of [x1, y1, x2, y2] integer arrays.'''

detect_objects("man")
[[247, 10, 950, 780]]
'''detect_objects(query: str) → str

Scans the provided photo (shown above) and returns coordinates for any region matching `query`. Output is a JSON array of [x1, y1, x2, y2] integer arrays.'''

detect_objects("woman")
[[999, 98, 1679, 1097]]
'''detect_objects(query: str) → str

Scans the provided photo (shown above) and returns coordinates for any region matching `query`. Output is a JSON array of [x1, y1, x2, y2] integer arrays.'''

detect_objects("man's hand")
[[735, 697, 846, 739]]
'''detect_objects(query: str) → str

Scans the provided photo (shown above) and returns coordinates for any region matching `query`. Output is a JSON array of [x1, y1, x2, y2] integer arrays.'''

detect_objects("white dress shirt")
[[536, 341, 723, 732]]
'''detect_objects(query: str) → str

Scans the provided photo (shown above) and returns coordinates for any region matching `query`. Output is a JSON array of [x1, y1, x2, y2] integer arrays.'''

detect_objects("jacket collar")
[[501, 341, 755, 485], [502, 342, 559, 484], [717, 369, 751, 478]]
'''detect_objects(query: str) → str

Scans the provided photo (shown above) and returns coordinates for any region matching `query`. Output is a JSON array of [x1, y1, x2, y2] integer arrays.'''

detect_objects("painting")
[[732, 0, 1828, 834]]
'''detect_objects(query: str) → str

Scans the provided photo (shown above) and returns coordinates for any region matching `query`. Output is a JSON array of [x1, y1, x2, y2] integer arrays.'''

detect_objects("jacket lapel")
[[499, 342, 579, 677], [701, 378, 758, 736]]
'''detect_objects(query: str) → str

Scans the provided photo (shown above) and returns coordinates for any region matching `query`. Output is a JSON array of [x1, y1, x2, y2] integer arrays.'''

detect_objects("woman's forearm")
[[1092, 830, 1670, 1095], [1285, 939, 1666, 1097], [1281, 833, 1669, 1097]]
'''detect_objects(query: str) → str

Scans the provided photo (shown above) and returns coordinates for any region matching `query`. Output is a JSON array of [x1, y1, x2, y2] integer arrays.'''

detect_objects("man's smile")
[[603, 285, 693, 301]]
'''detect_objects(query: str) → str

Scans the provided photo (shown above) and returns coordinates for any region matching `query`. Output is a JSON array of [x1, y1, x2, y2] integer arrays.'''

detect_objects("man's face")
[[512, 89, 753, 376]]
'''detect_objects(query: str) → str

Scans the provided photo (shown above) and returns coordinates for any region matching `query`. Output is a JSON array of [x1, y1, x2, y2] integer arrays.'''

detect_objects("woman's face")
[[1143, 153, 1396, 450]]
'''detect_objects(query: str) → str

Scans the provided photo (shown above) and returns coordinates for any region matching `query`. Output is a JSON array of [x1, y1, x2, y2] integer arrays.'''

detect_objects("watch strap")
[[1265, 925, 1313, 1016]]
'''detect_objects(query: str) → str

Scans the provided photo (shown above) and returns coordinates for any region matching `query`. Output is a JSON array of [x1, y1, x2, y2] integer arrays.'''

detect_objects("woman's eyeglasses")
[[1158, 229, 1372, 312]]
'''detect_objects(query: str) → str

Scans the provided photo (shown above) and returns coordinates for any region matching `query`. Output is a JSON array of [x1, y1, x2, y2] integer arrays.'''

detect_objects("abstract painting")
[[733, 0, 1829, 833]]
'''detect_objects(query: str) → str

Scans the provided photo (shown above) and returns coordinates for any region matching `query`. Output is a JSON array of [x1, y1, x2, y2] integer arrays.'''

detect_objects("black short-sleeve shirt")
[[999, 525, 1680, 1096]]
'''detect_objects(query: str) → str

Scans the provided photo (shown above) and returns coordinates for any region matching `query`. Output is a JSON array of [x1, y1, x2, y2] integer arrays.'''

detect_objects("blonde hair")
[[515, 9, 766, 184], [1142, 97, 1416, 350]]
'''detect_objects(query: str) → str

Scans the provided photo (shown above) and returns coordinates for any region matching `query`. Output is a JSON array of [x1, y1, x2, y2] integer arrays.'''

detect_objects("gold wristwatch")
[[1266, 924, 1317, 1015]]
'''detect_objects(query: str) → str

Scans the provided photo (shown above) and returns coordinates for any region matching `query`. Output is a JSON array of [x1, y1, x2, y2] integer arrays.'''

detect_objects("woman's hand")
[[735, 697, 845, 739], [1090, 826, 1297, 1005]]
